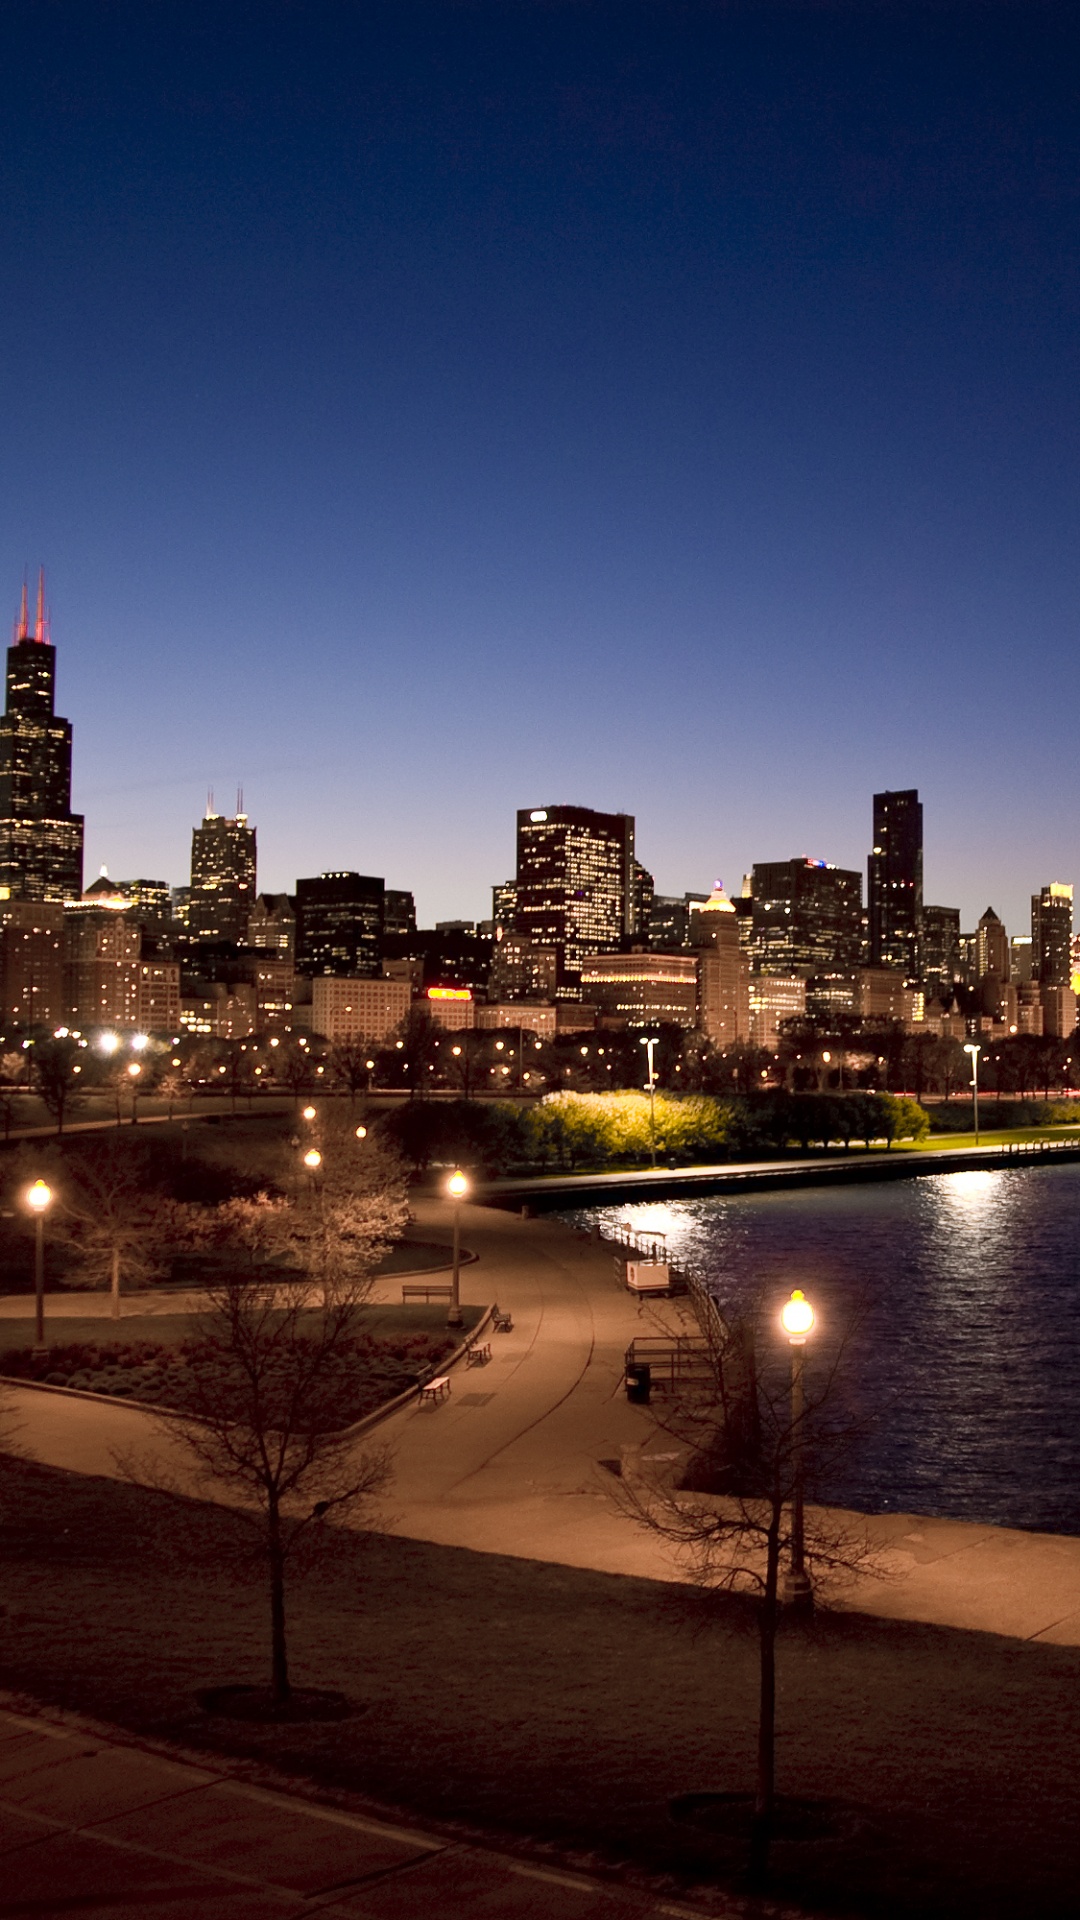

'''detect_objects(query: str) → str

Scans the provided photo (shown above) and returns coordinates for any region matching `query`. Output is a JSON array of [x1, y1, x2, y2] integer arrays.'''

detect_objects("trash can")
[[625, 1361, 652, 1404]]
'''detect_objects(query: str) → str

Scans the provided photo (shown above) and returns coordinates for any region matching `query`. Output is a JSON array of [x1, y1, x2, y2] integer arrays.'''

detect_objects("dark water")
[[560, 1162, 1080, 1535]]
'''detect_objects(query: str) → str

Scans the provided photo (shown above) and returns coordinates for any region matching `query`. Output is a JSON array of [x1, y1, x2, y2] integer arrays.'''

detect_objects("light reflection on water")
[[560, 1163, 1080, 1535]]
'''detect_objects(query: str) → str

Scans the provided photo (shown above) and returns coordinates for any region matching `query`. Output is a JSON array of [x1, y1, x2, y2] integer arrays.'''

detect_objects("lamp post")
[[26, 1179, 52, 1354], [964, 1042, 982, 1145], [447, 1169, 468, 1328], [639, 1035, 659, 1167], [127, 1060, 142, 1125], [780, 1287, 815, 1613]]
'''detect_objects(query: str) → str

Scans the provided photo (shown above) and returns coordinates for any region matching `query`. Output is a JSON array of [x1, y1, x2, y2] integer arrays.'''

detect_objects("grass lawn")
[[0, 1301, 485, 1355], [899, 1123, 1080, 1150], [1, 1458, 1078, 1918]]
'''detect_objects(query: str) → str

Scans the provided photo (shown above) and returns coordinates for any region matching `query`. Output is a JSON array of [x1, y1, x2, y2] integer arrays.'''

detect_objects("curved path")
[[7, 1199, 1080, 1643]]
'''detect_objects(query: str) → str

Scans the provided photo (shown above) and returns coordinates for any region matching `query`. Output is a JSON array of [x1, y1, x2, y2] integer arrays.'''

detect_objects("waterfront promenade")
[[5, 1195, 1080, 1647]]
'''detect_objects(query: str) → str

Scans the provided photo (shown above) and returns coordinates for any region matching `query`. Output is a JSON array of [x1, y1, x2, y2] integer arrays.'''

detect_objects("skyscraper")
[[1031, 883, 1073, 987], [294, 871, 384, 976], [188, 800, 257, 944], [0, 572, 84, 901], [921, 904, 961, 1000], [868, 788, 922, 978], [514, 804, 634, 991], [748, 858, 863, 976]]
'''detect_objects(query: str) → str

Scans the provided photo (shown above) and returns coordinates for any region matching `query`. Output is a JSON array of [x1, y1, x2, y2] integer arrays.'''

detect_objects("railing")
[[624, 1334, 715, 1392]]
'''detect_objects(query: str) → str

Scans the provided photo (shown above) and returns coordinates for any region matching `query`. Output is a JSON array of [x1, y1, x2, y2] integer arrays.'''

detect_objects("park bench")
[[402, 1282, 453, 1303], [466, 1341, 491, 1367], [420, 1374, 451, 1405], [491, 1303, 513, 1332]]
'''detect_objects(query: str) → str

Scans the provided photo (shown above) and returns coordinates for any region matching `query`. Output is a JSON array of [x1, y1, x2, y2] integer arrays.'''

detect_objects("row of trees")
[[378, 1088, 931, 1175]]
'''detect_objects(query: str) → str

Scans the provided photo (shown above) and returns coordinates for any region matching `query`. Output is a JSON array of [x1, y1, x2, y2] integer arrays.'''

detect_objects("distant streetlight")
[[127, 1060, 142, 1125], [303, 1148, 322, 1171], [639, 1035, 659, 1166], [446, 1169, 468, 1328], [780, 1288, 815, 1613], [302, 1105, 317, 1121], [964, 1042, 982, 1145], [355, 1124, 367, 1140], [25, 1179, 52, 1353]]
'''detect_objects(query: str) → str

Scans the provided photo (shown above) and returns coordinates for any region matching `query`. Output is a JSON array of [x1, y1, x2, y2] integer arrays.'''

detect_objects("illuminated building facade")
[[137, 960, 181, 1033], [311, 975, 411, 1042], [475, 1001, 557, 1039], [514, 804, 634, 992], [424, 985, 475, 1030], [690, 882, 750, 1047], [0, 899, 64, 1028], [383, 889, 416, 938], [492, 881, 518, 935], [489, 933, 558, 1003], [748, 973, 807, 1050], [579, 950, 699, 1028], [748, 859, 862, 976], [0, 573, 84, 902], [189, 804, 256, 944], [922, 904, 961, 999], [247, 892, 296, 962], [648, 892, 710, 948], [119, 879, 172, 931], [63, 904, 141, 1028], [868, 787, 922, 979], [1031, 883, 1073, 987], [295, 871, 384, 977], [976, 906, 1009, 983]]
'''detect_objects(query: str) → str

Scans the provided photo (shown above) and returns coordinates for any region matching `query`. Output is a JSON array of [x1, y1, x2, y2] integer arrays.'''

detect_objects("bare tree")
[[615, 1280, 880, 1886], [33, 1036, 85, 1135], [56, 1141, 173, 1317], [328, 1039, 372, 1105], [137, 1271, 391, 1708]]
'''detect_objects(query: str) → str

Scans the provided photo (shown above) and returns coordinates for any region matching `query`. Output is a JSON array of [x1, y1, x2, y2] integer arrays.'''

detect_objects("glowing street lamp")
[[447, 1168, 468, 1329], [639, 1035, 659, 1167], [964, 1043, 982, 1145], [303, 1147, 322, 1171], [302, 1105, 317, 1122], [780, 1288, 815, 1613], [25, 1179, 52, 1352], [127, 1059, 142, 1126]]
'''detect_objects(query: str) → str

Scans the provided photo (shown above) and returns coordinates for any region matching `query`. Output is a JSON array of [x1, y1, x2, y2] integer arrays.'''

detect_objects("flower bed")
[[0, 1331, 453, 1423]]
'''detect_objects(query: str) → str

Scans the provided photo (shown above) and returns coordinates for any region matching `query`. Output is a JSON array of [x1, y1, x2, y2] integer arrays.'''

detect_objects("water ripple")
[[561, 1163, 1080, 1535]]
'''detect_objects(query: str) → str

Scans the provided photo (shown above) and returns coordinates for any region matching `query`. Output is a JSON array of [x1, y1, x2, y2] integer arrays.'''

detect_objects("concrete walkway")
[[5, 1198, 1080, 1646], [0, 1704, 718, 1918]]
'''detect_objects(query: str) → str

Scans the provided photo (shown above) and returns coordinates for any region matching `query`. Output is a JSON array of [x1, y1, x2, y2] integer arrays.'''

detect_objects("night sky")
[[1, 2, 1077, 933]]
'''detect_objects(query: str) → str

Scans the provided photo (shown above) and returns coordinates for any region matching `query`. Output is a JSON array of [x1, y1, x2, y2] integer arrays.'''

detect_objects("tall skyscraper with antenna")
[[0, 571, 84, 901], [189, 791, 257, 943]]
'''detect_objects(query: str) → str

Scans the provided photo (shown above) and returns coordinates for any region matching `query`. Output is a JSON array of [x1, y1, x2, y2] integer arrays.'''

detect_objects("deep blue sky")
[[1, 1, 1077, 934]]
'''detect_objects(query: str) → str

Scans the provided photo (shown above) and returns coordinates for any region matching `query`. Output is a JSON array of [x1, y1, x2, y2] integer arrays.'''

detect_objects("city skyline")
[[3, 5, 1079, 932]]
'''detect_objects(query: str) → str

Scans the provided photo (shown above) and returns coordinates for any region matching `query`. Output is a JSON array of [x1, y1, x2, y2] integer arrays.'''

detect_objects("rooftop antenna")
[[34, 567, 46, 643], [15, 575, 28, 643], [207, 788, 215, 818], [237, 785, 244, 817]]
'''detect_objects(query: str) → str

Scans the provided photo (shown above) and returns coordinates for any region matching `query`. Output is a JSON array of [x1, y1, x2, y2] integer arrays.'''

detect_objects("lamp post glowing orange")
[[26, 1179, 52, 1353], [447, 1169, 468, 1328], [964, 1042, 982, 1145], [780, 1288, 815, 1613], [127, 1059, 142, 1125]]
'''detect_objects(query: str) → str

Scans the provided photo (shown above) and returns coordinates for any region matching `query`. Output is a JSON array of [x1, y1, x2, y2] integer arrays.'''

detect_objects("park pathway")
[[5, 1198, 1080, 1643]]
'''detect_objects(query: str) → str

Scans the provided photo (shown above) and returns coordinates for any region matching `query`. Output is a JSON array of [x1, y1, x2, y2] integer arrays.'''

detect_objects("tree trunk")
[[268, 1501, 290, 1706], [110, 1246, 121, 1320], [749, 1501, 782, 1885]]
